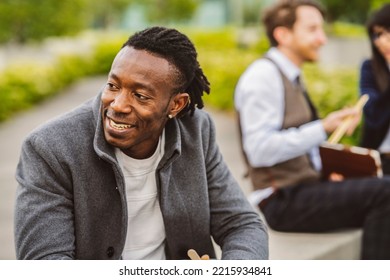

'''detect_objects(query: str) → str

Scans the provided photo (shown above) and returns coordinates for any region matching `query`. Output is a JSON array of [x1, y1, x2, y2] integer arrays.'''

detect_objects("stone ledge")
[[245, 185, 362, 260], [269, 228, 362, 260]]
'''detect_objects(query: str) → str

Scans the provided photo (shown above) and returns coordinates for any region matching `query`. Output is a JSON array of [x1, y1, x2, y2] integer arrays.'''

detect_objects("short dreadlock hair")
[[122, 26, 210, 117]]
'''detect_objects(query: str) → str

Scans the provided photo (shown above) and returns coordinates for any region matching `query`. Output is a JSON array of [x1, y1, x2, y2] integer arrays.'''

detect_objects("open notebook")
[[319, 142, 383, 179]]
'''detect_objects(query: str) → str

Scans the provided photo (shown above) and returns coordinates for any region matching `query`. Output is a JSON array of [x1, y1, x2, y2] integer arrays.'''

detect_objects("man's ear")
[[168, 93, 190, 118], [274, 26, 292, 46]]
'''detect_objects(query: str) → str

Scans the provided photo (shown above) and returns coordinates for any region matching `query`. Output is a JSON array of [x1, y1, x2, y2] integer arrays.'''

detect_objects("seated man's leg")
[[260, 176, 390, 259]]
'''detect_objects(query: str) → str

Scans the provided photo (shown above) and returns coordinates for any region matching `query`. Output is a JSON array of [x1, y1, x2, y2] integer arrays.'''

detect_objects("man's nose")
[[110, 91, 132, 113], [318, 29, 327, 45]]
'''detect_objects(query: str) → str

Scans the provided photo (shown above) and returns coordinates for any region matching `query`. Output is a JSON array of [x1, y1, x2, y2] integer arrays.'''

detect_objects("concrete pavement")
[[0, 76, 251, 260]]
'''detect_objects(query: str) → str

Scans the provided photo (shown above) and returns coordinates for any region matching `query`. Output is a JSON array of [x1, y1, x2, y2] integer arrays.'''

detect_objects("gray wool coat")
[[14, 93, 268, 260]]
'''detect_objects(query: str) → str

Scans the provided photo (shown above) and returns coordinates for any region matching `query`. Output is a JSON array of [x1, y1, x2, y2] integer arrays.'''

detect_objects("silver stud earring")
[[168, 114, 173, 119]]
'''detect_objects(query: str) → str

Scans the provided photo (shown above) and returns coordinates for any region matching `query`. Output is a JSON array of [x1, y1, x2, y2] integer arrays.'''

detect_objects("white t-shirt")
[[115, 130, 166, 260]]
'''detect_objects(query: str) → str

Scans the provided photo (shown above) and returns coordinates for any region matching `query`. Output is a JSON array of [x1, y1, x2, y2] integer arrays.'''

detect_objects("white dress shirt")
[[234, 47, 327, 171]]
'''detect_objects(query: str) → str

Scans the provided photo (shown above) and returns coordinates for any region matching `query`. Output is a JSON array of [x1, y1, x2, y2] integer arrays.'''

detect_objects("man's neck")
[[277, 46, 304, 68]]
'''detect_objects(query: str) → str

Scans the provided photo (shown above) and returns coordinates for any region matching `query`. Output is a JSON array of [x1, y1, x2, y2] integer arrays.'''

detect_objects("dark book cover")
[[319, 142, 383, 179]]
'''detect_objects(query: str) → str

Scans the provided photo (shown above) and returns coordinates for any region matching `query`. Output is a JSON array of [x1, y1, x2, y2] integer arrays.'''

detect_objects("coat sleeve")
[[359, 59, 390, 129], [203, 114, 269, 260], [14, 134, 75, 259]]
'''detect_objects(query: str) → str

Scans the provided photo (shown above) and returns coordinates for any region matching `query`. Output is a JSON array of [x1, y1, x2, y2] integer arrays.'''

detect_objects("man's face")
[[101, 46, 177, 159], [287, 5, 327, 64]]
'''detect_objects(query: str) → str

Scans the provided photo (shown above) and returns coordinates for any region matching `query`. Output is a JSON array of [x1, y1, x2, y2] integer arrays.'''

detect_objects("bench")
[[243, 179, 362, 260], [249, 185, 362, 259], [212, 184, 362, 260], [268, 227, 362, 259]]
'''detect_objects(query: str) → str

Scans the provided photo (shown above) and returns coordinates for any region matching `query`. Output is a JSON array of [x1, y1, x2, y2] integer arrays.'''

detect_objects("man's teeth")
[[110, 119, 131, 130]]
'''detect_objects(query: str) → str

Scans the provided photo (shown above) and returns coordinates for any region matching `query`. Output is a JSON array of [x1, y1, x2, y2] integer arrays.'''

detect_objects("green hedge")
[[0, 62, 59, 121], [303, 64, 361, 145], [0, 28, 360, 144], [0, 34, 125, 121], [188, 28, 268, 110]]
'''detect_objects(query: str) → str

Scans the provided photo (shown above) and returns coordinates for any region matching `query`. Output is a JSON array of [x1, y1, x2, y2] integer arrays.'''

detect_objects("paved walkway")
[[0, 76, 250, 260]]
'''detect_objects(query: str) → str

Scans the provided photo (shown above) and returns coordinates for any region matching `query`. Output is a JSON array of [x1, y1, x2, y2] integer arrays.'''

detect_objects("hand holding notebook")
[[319, 94, 383, 179]]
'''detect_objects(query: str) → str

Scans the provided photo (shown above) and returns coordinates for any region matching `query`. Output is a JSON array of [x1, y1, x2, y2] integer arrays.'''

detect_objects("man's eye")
[[134, 93, 148, 100], [373, 32, 383, 40], [106, 83, 118, 90]]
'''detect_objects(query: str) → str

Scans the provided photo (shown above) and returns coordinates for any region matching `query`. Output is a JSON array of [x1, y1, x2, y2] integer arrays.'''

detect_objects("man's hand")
[[321, 107, 361, 135], [329, 172, 344, 182]]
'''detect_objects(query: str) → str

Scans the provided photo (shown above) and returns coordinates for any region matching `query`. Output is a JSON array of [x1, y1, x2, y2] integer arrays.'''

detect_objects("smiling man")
[[234, 0, 390, 259], [14, 27, 268, 260]]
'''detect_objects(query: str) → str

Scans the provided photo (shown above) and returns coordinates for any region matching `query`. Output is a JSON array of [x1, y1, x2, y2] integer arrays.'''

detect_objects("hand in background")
[[329, 172, 344, 182], [321, 107, 361, 136]]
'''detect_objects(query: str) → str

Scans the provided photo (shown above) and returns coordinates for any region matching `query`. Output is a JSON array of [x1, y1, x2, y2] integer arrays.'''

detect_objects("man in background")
[[235, 0, 390, 259]]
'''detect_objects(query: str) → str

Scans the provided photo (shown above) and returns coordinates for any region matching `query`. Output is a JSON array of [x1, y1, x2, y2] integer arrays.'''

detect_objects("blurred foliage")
[[319, 0, 370, 23], [241, 0, 264, 26], [319, 0, 389, 24], [134, 0, 199, 24], [370, 0, 390, 10], [304, 64, 361, 145], [186, 28, 268, 110], [0, 0, 134, 43], [326, 21, 366, 38], [0, 0, 201, 43], [88, 33, 127, 74], [0, 63, 52, 120], [0, 34, 120, 121], [0, 0, 88, 43], [0, 0, 387, 43], [87, 0, 133, 28]]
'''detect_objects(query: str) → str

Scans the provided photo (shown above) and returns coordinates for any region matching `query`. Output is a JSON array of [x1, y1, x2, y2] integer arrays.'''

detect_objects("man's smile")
[[105, 115, 137, 135], [109, 119, 133, 130]]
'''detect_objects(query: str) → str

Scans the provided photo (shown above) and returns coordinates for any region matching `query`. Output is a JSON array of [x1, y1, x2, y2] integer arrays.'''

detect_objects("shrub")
[[304, 64, 360, 145], [199, 49, 259, 110], [0, 62, 57, 121], [188, 28, 264, 110], [89, 35, 126, 75], [0, 33, 125, 122]]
